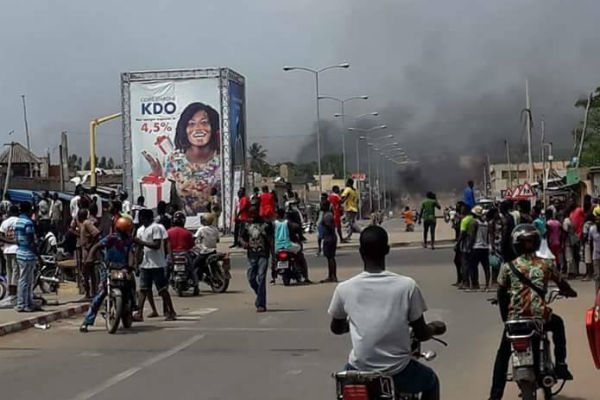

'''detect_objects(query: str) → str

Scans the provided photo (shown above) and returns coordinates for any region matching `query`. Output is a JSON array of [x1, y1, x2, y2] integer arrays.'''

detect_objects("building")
[[0, 142, 47, 178], [489, 161, 569, 198]]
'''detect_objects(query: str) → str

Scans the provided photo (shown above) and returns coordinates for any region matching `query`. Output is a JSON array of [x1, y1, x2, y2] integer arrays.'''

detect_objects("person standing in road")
[[14, 202, 36, 312], [341, 179, 360, 240], [0, 193, 11, 221], [155, 201, 172, 230], [329, 186, 346, 242], [120, 191, 132, 215], [208, 187, 222, 227], [231, 188, 250, 248], [546, 208, 562, 265], [563, 204, 579, 279], [418, 192, 441, 250], [240, 205, 273, 312], [320, 207, 338, 283], [89, 187, 103, 220], [259, 185, 276, 221], [469, 206, 491, 291], [76, 209, 101, 298], [463, 180, 476, 210], [0, 205, 20, 302], [316, 193, 330, 256], [134, 209, 176, 321], [70, 185, 83, 222]]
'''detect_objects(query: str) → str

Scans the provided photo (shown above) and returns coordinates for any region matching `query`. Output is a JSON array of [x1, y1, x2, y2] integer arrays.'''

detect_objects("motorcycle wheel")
[[106, 295, 123, 334], [39, 267, 59, 294], [122, 303, 133, 329], [209, 268, 230, 293], [517, 381, 537, 400], [0, 281, 6, 300]]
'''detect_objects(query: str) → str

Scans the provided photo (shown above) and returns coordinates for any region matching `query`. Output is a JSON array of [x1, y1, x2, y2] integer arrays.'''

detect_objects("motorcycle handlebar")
[[428, 321, 447, 336]]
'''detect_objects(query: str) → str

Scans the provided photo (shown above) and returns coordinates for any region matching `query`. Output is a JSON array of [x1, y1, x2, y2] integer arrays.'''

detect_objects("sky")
[[1, 0, 599, 188]]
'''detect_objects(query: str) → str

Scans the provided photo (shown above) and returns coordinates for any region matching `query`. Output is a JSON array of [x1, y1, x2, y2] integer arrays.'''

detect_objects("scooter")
[[275, 250, 303, 286], [34, 255, 60, 294], [504, 289, 568, 400], [333, 322, 447, 399]]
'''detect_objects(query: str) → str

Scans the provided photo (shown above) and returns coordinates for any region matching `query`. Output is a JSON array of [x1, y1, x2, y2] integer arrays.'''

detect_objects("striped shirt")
[[15, 214, 36, 261]]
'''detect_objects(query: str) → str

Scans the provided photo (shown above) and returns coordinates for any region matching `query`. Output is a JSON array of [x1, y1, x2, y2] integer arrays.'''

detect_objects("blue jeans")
[[83, 269, 108, 325], [346, 360, 439, 398], [246, 255, 268, 308], [16, 259, 35, 310]]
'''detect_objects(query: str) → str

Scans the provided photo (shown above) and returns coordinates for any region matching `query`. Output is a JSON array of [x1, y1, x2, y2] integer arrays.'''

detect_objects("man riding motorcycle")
[[489, 224, 577, 400], [167, 211, 195, 289], [273, 207, 311, 284], [192, 213, 219, 291], [79, 217, 136, 332], [328, 225, 445, 400]]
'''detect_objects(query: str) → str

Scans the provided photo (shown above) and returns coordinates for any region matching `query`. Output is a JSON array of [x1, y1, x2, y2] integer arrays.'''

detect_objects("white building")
[[489, 161, 569, 198]]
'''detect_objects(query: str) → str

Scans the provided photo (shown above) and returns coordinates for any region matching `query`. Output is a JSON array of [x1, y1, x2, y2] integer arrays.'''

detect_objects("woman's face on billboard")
[[186, 110, 212, 147]]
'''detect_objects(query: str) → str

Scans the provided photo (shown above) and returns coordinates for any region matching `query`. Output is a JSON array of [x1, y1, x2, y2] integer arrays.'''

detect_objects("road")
[[0, 246, 596, 399]]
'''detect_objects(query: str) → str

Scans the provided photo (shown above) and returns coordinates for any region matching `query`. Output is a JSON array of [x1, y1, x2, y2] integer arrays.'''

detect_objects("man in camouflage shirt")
[[489, 224, 577, 400]]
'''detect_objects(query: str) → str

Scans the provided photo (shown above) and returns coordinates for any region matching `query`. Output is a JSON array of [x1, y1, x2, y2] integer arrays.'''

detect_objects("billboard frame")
[[121, 67, 246, 231]]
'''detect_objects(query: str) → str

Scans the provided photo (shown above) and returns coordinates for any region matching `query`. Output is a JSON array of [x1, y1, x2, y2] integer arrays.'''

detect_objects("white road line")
[[187, 307, 218, 316], [68, 334, 204, 400], [163, 327, 322, 332]]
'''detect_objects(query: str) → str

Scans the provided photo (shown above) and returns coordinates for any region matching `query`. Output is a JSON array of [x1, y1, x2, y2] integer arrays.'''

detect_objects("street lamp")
[[351, 126, 388, 213], [369, 136, 396, 211], [283, 63, 350, 194]]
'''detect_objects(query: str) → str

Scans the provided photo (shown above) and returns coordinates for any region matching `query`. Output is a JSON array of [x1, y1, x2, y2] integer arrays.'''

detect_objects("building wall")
[[489, 161, 569, 197]]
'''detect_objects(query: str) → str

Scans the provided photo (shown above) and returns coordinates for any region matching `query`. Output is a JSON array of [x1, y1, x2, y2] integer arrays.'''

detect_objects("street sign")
[[504, 188, 513, 199], [352, 173, 366, 181], [518, 182, 536, 198]]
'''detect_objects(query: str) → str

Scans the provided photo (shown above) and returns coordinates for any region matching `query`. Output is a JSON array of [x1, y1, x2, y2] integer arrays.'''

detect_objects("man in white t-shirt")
[[328, 225, 445, 400], [0, 205, 21, 300], [133, 208, 176, 321], [70, 185, 83, 221]]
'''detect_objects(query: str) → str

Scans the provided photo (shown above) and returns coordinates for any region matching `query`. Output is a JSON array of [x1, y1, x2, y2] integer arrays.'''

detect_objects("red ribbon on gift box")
[[140, 174, 166, 202]]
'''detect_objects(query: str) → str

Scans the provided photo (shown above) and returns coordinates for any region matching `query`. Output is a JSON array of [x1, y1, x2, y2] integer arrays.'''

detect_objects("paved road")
[[0, 247, 596, 399]]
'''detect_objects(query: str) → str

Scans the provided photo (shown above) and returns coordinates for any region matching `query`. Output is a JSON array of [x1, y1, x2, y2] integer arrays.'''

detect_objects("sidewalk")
[[217, 217, 456, 255], [0, 282, 88, 336]]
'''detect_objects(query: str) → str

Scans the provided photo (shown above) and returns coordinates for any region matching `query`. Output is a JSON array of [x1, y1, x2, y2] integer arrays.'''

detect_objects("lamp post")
[[371, 138, 398, 211], [360, 133, 393, 213], [283, 63, 350, 194], [319, 95, 369, 177], [89, 113, 122, 188]]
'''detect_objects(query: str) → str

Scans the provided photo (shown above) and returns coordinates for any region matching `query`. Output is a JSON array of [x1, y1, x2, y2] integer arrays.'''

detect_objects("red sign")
[[352, 173, 366, 181], [504, 188, 513, 199]]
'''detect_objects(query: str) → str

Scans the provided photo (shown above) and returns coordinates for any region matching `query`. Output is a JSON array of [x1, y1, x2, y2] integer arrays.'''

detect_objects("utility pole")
[[21, 95, 32, 177], [3, 142, 15, 198], [576, 92, 593, 168], [525, 80, 534, 183], [505, 139, 512, 188]]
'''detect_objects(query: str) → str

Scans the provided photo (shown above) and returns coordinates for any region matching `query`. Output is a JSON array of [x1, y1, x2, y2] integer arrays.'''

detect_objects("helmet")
[[115, 216, 133, 235], [173, 211, 186, 226], [511, 224, 541, 256], [201, 213, 214, 226]]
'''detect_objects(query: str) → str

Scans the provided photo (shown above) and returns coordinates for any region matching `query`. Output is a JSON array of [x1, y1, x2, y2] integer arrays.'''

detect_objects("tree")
[[575, 87, 600, 167], [98, 156, 107, 169], [77, 156, 83, 170], [248, 142, 269, 175], [107, 157, 115, 169], [84, 159, 91, 170]]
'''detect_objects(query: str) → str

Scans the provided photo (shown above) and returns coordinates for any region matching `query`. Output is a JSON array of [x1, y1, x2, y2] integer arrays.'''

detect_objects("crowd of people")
[[228, 179, 361, 311], [449, 192, 600, 293]]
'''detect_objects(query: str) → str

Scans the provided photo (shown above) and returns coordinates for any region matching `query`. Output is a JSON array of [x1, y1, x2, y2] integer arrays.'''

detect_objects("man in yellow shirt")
[[341, 178, 361, 240]]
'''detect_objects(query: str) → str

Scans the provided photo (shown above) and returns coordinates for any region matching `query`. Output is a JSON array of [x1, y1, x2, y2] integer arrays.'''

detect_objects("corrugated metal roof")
[[0, 142, 42, 164]]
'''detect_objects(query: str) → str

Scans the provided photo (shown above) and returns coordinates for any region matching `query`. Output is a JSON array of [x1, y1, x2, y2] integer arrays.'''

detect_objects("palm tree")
[[248, 142, 268, 173]]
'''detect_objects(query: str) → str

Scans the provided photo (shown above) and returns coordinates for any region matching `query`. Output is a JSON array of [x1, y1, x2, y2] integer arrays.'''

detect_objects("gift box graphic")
[[139, 174, 171, 208]]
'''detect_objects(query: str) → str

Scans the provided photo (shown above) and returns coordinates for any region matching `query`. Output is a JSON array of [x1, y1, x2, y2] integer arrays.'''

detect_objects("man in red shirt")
[[232, 188, 250, 248], [329, 186, 346, 242], [259, 186, 276, 220], [167, 212, 194, 253]]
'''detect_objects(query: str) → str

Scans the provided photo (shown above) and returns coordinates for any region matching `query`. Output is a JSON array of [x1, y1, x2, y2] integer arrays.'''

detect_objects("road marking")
[[68, 334, 204, 400], [187, 307, 218, 316]]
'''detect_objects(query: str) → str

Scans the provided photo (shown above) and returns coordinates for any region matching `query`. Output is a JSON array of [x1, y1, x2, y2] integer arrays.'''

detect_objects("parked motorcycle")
[[0, 275, 7, 300], [34, 255, 60, 294], [275, 250, 303, 286], [104, 266, 136, 334], [333, 323, 447, 399], [505, 289, 568, 400], [171, 252, 231, 296]]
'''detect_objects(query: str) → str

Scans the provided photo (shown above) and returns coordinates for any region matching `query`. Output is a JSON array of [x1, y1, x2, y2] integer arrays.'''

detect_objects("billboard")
[[121, 68, 246, 230]]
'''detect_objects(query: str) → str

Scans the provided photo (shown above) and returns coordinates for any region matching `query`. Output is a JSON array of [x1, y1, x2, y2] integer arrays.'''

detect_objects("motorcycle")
[[504, 289, 568, 400], [333, 324, 447, 400], [104, 265, 136, 334], [34, 255, 61, 294], [171, 252, 231, 296], [0, 274, 7, 300], [275, 250, 303, 286]]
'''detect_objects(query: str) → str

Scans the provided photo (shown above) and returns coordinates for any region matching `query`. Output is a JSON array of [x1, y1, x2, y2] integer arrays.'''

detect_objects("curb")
[[0, 303, 89, 337]]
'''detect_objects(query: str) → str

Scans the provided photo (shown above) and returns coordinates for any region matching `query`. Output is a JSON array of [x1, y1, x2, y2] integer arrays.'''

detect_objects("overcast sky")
[[1, 0, 599, 169]]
